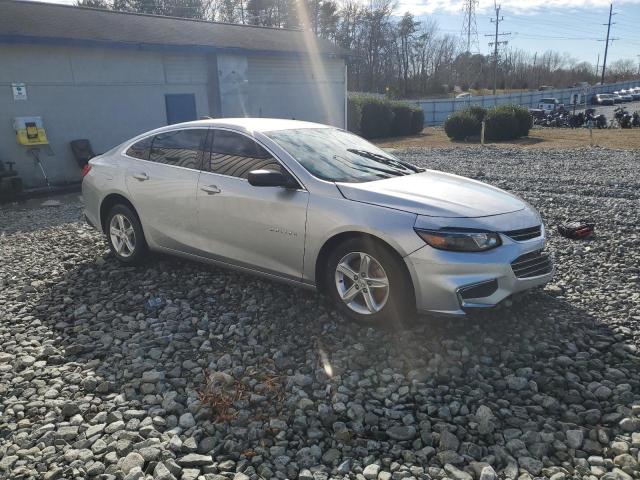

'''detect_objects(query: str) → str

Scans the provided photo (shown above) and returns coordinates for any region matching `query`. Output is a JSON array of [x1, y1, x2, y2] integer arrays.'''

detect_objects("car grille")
[[511, 250, 553, 279], [503, 225, 542, 241]]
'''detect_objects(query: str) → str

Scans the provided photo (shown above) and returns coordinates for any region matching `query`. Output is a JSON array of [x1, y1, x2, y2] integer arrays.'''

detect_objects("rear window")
[[125, 136, 152, 160], [149, 129, 208, 169]]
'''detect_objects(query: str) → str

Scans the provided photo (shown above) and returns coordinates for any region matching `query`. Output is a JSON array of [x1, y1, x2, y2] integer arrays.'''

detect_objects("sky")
[[26, 0, 640, 65], [407, 0, 640, 65]]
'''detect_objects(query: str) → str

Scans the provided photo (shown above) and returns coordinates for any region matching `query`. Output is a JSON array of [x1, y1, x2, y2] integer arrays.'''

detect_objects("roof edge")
[[0, 34, 348, 59], [2, 0, 306, 33]]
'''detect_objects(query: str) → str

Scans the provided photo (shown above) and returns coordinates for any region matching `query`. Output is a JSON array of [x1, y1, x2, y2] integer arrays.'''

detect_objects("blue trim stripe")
[[0, 34, 346, 59]]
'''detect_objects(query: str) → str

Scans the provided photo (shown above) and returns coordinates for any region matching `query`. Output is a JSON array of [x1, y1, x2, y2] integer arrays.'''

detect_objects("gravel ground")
[[1, 147, 639, 480]]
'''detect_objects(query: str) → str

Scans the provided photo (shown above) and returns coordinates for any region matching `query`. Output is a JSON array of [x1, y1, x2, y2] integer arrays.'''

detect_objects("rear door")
[[124, 128, 208, 251], [195, 128, 309, 280]]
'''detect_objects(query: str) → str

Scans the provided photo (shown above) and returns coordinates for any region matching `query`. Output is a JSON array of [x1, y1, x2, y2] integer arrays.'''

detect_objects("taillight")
[[81, 164, 92, 178]]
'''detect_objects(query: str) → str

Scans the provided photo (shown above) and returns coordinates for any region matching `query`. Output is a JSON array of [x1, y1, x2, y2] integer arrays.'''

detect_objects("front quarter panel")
[[303, 195, 422, 282]]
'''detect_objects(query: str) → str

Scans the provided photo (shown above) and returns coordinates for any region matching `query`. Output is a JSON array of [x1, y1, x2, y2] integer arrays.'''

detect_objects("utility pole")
[[461, 0, 479, 53], [485, 2, 510, 95], [600, 3, 616, 85]]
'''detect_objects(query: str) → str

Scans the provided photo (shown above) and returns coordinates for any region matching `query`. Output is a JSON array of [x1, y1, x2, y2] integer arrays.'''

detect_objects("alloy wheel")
[[109, 213, 136, 258], [334, 251, 389, 315]]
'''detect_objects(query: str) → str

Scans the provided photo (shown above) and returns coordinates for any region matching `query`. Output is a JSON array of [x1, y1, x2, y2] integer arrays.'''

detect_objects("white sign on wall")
[[12, 83, 27, 101]]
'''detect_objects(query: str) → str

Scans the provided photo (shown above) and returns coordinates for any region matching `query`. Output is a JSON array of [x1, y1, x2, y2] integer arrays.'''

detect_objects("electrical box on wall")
[[13, 116, 49, 145]]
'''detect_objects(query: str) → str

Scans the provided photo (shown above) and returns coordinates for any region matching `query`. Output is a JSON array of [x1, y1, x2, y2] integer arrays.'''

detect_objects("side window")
[[149, 129, 207, 169], [125, 136, 152, 160], [207, 129, 282, 179]]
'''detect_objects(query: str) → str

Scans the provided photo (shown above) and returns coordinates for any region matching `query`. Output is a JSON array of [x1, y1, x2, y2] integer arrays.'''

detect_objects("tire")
[[324, 237, 415, 325], [105, 204, 148, 265]]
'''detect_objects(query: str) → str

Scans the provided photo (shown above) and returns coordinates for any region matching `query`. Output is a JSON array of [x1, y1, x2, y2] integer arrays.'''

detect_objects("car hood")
[[336, 170, 527, 218]]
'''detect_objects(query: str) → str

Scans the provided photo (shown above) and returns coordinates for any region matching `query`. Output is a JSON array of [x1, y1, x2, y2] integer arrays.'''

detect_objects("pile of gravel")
[[0, 147, 639, 480]]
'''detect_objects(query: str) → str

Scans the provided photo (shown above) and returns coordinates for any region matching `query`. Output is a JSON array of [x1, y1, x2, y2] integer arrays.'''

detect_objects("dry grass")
[[197, 364, 286, 424], [374, 127, 640, 150], [196, 370, 248, 423]]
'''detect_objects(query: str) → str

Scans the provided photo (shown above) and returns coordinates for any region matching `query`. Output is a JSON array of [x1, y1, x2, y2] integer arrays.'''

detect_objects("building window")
[[125, 136, 153, 160], [207, 129, 282, 179], [149, 129, 208, 169]]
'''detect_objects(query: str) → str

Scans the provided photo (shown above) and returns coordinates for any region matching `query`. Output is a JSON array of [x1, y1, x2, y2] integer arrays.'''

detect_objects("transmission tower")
[[461, 0, 479, 53]]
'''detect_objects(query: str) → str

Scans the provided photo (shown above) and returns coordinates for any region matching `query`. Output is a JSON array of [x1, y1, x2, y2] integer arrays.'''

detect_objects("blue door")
[[165, 94, 197, 125]]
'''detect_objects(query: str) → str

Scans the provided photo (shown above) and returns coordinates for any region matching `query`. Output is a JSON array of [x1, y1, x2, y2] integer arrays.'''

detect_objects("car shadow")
[[17, 241, 640, 474]]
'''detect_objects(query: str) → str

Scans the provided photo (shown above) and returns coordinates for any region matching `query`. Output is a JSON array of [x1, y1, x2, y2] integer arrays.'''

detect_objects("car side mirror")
[[247, 169, 298, 189]]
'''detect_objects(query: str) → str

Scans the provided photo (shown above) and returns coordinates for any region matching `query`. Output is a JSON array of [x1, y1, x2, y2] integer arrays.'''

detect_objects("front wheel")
[[105, 204, 148, 264], [325, 238, 415, 324]]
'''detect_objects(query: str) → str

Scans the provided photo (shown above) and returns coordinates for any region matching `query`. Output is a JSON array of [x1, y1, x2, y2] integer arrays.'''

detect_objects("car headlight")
[[415, 229, 502, 252]]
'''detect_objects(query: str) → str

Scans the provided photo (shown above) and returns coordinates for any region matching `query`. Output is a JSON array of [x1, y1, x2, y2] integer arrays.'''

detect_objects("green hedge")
[[484, 105, 532, 141], [444, 104, 532, 142], [360, 98, 394, 138], [390, 102, 413, 136], [347, 97, 364, 134], [444, 111, 481, 140], [511, 105, 533, 137], [467, 105, 487, 123], [347, 95, 424, 139], [410, 108, 425, 134]]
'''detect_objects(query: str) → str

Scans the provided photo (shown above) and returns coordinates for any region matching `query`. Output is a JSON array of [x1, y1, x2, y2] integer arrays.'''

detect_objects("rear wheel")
[[105, 204, 148, 264], [325, 238, 414, 324]]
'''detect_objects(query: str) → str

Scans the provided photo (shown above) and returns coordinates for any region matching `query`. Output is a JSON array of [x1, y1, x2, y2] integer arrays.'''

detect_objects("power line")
[[512, 33, 603, 41], [485, 1, 510, 95], [460, 0, 479, 53]]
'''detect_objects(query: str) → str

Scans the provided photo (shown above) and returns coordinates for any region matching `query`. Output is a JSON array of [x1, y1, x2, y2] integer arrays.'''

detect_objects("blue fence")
[[412, 80, 640, 126]]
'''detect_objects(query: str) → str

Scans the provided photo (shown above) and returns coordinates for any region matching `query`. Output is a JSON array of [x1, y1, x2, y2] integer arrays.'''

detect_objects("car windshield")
[[266, 128, 422, 183]]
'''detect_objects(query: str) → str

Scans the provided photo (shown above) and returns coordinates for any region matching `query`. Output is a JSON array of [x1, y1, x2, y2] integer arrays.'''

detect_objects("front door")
[[165, 94, 197, 125], [124, 128, 208, 251], [195, 128, 308, 281]]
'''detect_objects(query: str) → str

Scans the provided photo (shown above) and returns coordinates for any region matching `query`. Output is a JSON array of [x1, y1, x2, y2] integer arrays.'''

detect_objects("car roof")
[[159, 118, 331, 133]]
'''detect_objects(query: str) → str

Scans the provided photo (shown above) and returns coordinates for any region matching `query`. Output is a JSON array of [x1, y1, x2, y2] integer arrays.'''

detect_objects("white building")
[[0, 0, 347, 187]]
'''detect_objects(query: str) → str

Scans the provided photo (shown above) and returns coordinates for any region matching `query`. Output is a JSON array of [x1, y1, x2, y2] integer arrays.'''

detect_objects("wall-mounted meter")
[[13, 116, 49, 145]]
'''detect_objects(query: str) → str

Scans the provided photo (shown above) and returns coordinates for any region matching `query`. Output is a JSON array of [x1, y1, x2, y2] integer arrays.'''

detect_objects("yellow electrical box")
[[13, 116, 49, 145]]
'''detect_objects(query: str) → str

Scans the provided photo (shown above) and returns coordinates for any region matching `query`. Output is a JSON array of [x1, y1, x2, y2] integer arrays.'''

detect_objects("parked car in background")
[[82, 118, 553, 322], [630, 88, 640, 100], [538, 85, 554, 91], [612, 93, 623, 104], [593, 93, 615, 106], [614, 91, 632, 102], [538, 98, 563, 113], [456, 92, 471, 99]]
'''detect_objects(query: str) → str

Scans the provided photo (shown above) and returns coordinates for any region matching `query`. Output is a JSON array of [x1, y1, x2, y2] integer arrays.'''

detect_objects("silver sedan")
[[82, 118, 554, 322]]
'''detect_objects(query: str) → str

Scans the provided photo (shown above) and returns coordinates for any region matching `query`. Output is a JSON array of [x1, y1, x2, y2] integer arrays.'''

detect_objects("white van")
[[538, 98, 563, 114]]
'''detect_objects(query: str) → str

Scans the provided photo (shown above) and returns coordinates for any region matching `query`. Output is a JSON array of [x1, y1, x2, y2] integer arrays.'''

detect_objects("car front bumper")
[[404, 229, 554, 316]]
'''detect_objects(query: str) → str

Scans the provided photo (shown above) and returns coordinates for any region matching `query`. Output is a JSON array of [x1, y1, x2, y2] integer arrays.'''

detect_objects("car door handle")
[[132, 172, 149, 181], [201, 185, 222, 195]]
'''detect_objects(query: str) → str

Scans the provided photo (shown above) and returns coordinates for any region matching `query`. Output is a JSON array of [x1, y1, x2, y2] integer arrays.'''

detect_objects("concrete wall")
[[414, 79, 640, 126], [1, 44, 210, 187]]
